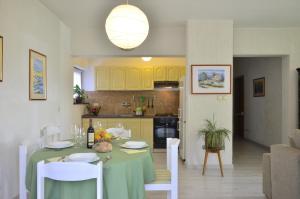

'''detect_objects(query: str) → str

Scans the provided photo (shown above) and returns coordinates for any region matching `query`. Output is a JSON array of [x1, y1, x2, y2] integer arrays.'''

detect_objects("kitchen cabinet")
[[125, 67, 142, 90], [95, 67, 110, 90], [179, 67, 186, 79], [122, 119, 141, 139], [95, 66, 185, 91], [82, 118, 108, 130], [154, 66, 167, 81], [167, 67, 180, 81], [106, 119, 125, 129], [110, 67, 126, 90], [141, 67, 154, 90], [140, 119, 153, 148]]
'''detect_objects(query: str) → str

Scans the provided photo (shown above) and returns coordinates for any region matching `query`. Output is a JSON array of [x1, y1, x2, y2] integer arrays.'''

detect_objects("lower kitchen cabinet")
[[82, 118, 108, 130], [140, 119, 153, 149], [82, 118, 153, 147], [122, 119, 141, 139]]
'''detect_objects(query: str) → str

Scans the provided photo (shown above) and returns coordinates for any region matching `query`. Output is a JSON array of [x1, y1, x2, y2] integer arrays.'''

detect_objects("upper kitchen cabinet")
[[167, 66, 180, 81], [126, 67, 142, 90], [95, 65, 186, 91], [154, 66, 167, 81], [141, 67, 154, 90], [110, 67, 126, 90], [96, 67, 110, 90], [179, 66, 186, 79], [154, 66, 185, 81]]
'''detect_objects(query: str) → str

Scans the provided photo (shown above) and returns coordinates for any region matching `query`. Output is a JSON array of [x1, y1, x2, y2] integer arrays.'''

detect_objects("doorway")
[[233, 57, 284, 165]]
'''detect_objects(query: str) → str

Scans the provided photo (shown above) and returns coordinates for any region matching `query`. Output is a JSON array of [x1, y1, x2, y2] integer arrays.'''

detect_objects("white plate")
[[46, 141, 74, 149], [120, 142, 149, 149], [66, 153, 100, 163]]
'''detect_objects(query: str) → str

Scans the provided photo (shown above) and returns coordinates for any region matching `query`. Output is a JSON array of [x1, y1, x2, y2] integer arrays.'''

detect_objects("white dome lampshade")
[[105, 4, 149, 50]]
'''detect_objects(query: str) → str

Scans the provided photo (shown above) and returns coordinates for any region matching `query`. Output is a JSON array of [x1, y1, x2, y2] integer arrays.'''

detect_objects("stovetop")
[[154, 113, 178, 118]]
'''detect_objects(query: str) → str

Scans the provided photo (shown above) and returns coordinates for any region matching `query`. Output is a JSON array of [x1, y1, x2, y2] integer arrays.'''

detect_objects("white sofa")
[[263, 130, 300, 199]]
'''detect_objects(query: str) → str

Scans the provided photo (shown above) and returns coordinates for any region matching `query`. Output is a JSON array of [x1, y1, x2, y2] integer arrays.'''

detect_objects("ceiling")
[[40, 0, 300, 28]]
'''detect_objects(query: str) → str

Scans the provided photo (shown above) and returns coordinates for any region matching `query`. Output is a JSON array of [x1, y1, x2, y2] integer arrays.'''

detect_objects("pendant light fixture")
[[105, 1, 149, 50]]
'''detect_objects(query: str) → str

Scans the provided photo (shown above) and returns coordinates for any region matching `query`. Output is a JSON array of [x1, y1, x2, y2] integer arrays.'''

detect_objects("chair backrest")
[[19, 142, 41, 199], [40, 125, 62, 146], [166, 138, 180, 188], [106, 128, 131, 138], [37, 161, 103, 199]]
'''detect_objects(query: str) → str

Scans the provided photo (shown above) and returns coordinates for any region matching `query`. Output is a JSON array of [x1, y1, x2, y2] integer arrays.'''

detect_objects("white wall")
[[71, 25, 186, 57], [234, 57, 282, 146], [186, 20, 233, 166], [82, 66, 95, 91], [0, 0, 72, 198], [234, 28, 300, 144]]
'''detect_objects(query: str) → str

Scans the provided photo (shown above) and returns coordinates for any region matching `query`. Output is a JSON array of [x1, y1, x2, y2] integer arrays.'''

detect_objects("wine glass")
[[78, 127, 85, 147], [116, 123, 124, 129], [71, 124, 80, 148], [95, 121, 103, 131]]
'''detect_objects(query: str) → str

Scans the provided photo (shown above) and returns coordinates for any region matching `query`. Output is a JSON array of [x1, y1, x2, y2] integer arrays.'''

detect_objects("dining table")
[[26, 139, 156, 199]]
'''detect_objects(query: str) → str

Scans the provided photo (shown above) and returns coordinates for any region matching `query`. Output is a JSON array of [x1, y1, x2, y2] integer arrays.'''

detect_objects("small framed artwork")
[[191, 64, 231, 94], [0, 36, 3, 82], [29, 49, 47, 100], [253, 77, 265, 97]]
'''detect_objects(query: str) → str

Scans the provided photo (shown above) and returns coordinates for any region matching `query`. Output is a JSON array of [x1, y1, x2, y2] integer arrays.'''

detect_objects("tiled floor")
[[147, 138, 269, 199]]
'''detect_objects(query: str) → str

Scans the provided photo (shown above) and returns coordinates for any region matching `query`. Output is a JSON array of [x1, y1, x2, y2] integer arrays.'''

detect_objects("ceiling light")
[[105, 3, 149, 50], [142, 57, 152, 62]]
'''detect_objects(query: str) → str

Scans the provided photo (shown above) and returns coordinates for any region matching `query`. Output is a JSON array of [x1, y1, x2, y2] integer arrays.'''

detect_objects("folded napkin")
[[47, 156, 65, 162], [120, 149, 147, 154]]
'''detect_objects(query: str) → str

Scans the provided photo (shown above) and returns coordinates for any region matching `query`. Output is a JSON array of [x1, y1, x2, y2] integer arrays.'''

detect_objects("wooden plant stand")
[[202, 148, 224, 177]]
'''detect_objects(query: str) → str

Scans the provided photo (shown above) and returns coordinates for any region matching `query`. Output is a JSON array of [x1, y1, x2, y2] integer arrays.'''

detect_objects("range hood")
[[154, 81, 179, 90]]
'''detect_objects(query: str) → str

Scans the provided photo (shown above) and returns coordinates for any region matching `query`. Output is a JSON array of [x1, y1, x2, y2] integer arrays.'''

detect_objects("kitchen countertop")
[[82, 114, 155, 118]]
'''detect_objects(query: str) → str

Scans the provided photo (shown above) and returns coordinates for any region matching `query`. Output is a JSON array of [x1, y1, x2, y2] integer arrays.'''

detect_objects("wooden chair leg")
[[202, 150, 209, 176], [217, 150, 224, 177]]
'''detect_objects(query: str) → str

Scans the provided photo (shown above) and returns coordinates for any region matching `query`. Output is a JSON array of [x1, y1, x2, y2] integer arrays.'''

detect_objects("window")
[[73, 67, 83, 88]]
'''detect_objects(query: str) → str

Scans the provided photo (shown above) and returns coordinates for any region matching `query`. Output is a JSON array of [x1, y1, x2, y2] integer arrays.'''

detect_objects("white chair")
[[19, 142, 41, 199], [145, 138, 180, 199], [40, 125, 62, 147], [106, 128, 131, 138], [37, 161, 103, 199]]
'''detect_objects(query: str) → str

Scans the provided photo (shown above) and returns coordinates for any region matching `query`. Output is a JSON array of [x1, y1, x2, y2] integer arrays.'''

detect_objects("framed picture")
[[0, 36, 3, 82], [191, 64, 231, 94], [253, 77, 265, 97], [29, 49, 47, 100]]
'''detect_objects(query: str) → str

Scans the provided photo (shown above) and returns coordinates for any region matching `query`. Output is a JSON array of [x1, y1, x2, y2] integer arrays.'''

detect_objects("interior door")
[[234, 76, 244, 138]]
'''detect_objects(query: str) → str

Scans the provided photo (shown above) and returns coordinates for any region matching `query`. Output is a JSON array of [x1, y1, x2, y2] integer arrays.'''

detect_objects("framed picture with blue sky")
[[191, 64, 231, 94], [29, 49, 47, 100]]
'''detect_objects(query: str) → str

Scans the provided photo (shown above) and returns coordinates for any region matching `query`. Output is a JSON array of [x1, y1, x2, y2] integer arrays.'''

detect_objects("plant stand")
[[202, 148, 224, 177]]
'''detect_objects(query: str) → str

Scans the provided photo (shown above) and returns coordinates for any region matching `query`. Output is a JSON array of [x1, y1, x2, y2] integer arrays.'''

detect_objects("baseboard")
[[185, 163, 234, 169]]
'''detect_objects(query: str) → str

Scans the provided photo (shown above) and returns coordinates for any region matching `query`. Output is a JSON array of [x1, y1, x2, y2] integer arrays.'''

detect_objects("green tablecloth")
[[26, 140, 155, 199]]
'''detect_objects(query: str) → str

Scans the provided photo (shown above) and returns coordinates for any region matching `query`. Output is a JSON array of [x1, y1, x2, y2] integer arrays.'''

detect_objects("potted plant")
[[199, 116, 231, 150], [73, 85, 87, 104]]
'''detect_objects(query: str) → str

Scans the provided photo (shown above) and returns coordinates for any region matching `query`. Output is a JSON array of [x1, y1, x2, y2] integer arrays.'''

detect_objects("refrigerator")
[[178, 77, 186, 160]]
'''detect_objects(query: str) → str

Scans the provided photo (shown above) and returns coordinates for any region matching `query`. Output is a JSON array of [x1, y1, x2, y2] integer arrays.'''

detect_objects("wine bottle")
[[87, 119, 95, 149]]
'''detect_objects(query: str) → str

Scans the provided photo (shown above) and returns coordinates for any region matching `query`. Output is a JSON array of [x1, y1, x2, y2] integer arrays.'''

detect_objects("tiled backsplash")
[[85, 90, 179, 115]]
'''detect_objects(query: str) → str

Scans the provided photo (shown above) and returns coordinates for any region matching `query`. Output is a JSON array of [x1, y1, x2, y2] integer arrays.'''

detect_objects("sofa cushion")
[[289, 129, 300, 149]]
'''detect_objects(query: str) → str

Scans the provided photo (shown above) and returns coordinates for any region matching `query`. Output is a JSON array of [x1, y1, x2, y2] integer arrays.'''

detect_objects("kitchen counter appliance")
[[154, 114, 179, 148]]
